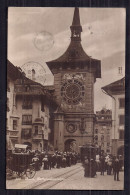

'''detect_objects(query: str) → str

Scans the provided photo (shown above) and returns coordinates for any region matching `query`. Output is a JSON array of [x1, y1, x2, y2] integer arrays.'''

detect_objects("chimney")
[[118, 67, 123, 76]]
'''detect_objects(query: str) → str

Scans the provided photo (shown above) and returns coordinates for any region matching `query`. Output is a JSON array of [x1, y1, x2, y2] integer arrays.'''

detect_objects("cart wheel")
[[6, 168, 13, 176], [26, 166, 36, 179], [16, 170, 25, 177]]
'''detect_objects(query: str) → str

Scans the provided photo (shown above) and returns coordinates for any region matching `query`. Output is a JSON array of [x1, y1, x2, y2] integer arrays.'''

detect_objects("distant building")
[[7, 60, 57, 151], [94, 108, 112, 154], [102, 77, 125, 157]]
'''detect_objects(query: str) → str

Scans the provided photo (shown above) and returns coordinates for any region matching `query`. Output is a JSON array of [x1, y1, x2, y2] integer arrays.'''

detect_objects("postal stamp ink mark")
[[34, 31, 54, 52], [21, 61, 46, 85]]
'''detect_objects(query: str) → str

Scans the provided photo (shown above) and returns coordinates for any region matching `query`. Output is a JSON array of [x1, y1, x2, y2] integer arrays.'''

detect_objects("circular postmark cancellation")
[[21, 61, 46, 85], [34, 31, 54, 51]]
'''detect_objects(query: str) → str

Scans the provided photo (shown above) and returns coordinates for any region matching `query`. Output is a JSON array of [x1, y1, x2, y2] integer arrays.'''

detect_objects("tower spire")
[[70, 7, 82, 41]]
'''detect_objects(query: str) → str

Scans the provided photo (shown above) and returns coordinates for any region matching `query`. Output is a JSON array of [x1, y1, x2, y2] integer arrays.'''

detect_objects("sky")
[[8, 7, 126, 112]]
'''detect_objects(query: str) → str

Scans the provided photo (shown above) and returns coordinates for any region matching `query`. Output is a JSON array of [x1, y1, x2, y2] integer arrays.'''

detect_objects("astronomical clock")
[[60, 73, 86, 111]]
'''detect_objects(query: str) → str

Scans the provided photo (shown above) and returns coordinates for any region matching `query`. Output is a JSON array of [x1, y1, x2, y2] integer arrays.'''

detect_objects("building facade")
[[102, 77, 125, 157], [46, 8, 101, 152], [7, 60, 23, 149], [7, 60, 57, 151], [94, 108, 112, 154]]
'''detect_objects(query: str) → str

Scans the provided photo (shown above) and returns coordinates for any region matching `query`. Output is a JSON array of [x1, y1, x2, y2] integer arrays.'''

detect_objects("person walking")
[[107, 158, 112, 175], [113, 157, 120, 181], [100, 155, 105, 176], [83, 156, 89, 177], [42, 155, 48, 170]]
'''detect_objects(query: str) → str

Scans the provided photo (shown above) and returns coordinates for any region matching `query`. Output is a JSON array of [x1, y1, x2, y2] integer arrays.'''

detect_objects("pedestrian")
[[107, 158, 112, 175], [56, 153, 61, 168], [83, 156, 89, 177], [42, 155, 48, 170], [52, 153, 56, 168], [62, 155, 66, 168], [32, 155, 40, 171], [113, 157, 120, 181], [100, 155, 105, 176], [90, 159, 97, 177], [105, 155, 109, 173], [66, 153, 71, 167], [48, 154, 52, 170], [95, 154, 100, 171]]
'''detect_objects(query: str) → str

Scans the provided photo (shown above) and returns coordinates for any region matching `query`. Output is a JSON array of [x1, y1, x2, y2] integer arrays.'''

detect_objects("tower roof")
[[46, 8, 101, 78], [71, 7, 82, 31]]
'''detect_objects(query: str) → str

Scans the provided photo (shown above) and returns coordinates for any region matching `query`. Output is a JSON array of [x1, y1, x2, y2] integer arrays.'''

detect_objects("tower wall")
[[53, 70, 95, 114]]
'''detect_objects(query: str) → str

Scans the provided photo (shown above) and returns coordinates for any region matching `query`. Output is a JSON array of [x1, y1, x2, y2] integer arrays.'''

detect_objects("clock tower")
[[46, 8, 101, 151]]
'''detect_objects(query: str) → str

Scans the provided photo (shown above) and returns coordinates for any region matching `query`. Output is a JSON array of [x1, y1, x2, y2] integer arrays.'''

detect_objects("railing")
[[32, 134, 42, 140], [9, 130, 18, 138]]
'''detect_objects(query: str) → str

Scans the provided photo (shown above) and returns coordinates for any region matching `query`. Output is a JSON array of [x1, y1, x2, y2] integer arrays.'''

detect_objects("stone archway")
[[64, 139, 77, 152]]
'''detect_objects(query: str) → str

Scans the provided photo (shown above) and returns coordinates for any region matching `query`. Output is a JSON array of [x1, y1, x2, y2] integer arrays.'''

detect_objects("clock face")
[[21, 61, 46, 85], [61, 77, 85, 105], [66, 123, 77, 133]]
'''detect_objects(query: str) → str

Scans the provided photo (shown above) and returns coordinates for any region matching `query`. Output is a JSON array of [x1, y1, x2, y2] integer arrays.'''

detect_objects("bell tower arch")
[[46, 8, 101, 152]]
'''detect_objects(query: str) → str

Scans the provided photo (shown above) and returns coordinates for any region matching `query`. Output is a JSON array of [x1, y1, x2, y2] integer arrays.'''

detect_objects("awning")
[[15, 144, 28, 149]]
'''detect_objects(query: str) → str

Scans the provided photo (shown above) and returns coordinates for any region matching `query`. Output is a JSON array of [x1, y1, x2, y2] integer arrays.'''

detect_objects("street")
[[6, 163, 124, 190]]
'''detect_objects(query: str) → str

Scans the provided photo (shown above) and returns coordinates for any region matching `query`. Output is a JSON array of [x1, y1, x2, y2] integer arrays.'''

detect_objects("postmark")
[[34, 31, 54, 51], [21, 61, 46, 85]]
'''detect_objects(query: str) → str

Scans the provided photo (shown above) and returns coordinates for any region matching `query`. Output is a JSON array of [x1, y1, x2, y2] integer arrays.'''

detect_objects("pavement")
[[6, 163, 124, 190]]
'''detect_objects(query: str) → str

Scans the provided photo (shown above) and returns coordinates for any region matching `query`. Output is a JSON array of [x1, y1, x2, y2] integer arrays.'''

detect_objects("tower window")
[[13, 120, 17, 130], [95, 129, 98, 134], [22, 97, 32, 109], [119, 115, 125, 125], [21, 128, 31, 139], [119, 98, 125, 108], [34, 126, 38, 135], [119, 130, 124, 140]]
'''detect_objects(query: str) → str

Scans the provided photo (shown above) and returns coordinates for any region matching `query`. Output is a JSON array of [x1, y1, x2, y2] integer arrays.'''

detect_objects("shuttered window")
[[22, 115, 32, 125]]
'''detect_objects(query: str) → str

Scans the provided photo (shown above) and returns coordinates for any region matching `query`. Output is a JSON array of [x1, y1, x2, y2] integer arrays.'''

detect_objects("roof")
[[72, 7, 82, 27], [7, 60, 23, 80], [47, 41, 91, 64], [46, 41, 101, 78], [46, 8, 101, 78], [102, 77, 125, 95]]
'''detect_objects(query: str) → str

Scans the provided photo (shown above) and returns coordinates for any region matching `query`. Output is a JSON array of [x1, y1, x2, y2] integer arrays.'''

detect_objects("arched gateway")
[[46, 8, 101, 151], [117, 145, 124, 157], [64, 139, 77, 152]]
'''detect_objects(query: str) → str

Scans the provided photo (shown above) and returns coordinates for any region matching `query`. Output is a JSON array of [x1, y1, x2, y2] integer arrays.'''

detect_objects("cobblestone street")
[[6, 163, 124, 190]]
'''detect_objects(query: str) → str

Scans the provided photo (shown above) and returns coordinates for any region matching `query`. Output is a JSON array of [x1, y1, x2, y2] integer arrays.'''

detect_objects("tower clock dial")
[[61, 74, 85, 105]]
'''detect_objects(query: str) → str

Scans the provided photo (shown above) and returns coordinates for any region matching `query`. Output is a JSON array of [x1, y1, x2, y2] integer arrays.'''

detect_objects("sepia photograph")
[[6, 7, 125, 190]]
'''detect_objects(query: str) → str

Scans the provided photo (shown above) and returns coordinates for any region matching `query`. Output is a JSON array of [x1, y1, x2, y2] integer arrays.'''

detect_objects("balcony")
[[9, 130, 19, 139], [32, 134, 43, 141]]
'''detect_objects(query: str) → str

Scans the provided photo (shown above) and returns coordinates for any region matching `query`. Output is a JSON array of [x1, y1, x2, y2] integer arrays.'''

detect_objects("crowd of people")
[[6, 147, 123, 182], [32, 150, 80, 170], [83, 153, 123, 181]]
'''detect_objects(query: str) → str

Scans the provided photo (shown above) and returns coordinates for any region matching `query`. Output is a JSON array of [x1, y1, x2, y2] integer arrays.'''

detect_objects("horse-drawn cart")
[[7, 152, 36, 179]]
